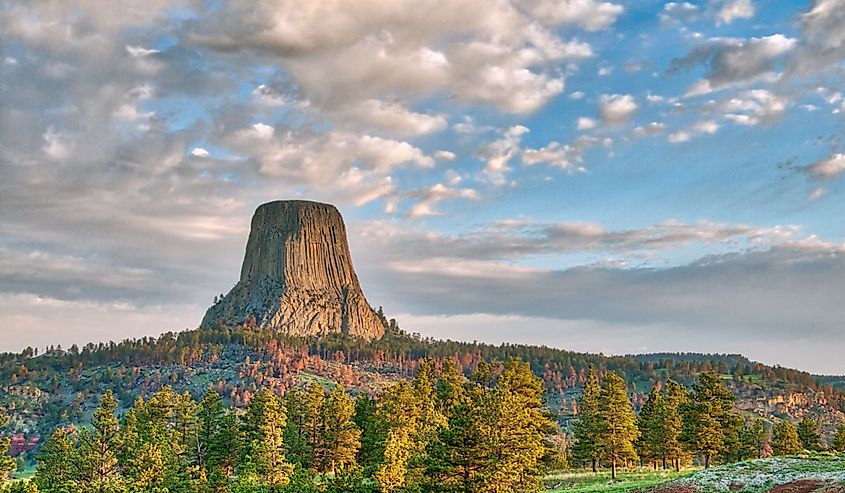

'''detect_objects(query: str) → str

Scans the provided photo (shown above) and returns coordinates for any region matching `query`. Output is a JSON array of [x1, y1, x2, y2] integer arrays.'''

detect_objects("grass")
[[673, 454, 845, 492], [544, 468, 695, 492]]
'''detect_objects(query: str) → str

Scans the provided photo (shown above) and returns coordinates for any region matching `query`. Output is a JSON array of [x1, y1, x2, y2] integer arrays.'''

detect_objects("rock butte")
[[201, 200, 385, 340]]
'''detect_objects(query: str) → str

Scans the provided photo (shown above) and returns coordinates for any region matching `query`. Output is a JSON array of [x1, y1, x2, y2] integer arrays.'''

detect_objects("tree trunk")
[[662, 456, 667, 470], [611, 458, 617, 480], [704, 454, 710, 469], [675, 457, 680, 472], [592, 458, 597, 473]]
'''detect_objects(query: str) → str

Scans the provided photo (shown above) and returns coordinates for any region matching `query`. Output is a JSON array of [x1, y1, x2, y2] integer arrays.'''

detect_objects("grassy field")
[[544, 468, 695, 492], [544, 455, 845, 492]]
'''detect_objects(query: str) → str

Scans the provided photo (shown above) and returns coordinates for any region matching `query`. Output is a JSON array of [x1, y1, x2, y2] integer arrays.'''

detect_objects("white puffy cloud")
[[599, 94, 638, 124], [577, 117, 596, 129], [193, 0, 602, 115], [719, 89, 789, 125], [715, 0, 755, 24], [520, 0, 624, 31]]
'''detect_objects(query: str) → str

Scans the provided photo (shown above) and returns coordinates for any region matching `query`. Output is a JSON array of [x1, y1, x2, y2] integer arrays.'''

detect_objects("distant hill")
[[2, 318, 844, 475]]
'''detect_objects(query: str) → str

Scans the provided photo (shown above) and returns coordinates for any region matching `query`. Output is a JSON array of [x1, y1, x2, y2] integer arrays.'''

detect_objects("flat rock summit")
[[201, 200, 385, 339]]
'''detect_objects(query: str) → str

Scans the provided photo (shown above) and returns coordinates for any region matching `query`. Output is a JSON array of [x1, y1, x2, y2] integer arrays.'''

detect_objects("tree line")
[[571, 368, 845, 479], [0, 358, 560, 493]]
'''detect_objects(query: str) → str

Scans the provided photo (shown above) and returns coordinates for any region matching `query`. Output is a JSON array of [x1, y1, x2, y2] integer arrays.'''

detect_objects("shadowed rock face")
[[201, 200, 385, 340]]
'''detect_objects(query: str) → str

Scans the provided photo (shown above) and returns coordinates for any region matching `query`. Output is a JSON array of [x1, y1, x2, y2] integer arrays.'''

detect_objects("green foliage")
[[0, 408, 14, 484], [597, 372, 639, 480], [680, 372, 737, 468], [796, 417, 821, 451], [572, 366, 602, 472], [771, 421, 802, 456], [833, 423, 845, 452]]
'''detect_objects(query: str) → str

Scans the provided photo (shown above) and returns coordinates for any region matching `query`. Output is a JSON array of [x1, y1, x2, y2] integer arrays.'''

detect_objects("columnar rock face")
[[201, 200, 385, 340]]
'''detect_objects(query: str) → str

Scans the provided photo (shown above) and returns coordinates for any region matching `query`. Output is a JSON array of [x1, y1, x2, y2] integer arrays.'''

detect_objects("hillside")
[[1, 318, 843, 470]]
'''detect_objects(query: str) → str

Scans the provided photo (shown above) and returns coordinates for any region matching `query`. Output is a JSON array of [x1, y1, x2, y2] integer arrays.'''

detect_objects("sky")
[[1, 0, 845, 374]]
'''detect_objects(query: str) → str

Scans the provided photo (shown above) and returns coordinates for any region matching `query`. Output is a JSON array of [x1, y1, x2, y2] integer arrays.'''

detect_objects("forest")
[[2, 357, 844, 492], [2, 319, 845, 491]]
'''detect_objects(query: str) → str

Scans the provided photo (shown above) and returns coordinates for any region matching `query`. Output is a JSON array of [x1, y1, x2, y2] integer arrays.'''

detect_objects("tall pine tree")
[[572, 366, 601, 472], [597, 372, 639, 480]]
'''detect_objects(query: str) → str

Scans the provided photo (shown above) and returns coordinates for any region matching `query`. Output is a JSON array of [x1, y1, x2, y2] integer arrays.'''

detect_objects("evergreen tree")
[[487, 358, 553, 491], [771, 421, 802, 456], [373, 381, 420, 491], [597, 372, 639, 480], [77, 391, 124, 490], [243, 388, 294, 488], [636, 383, 661, 468], [422, 386, 489, 493], [658, 380, 688, 471], [318, 385, 361, 474], [796, 417, 821, 451], [680, 372, 735, 468], [34, 429, 77, 491], [740, 419, 769, 460], [353, 393, 383, 474], [0, 409, 16, 483], [572, 366, 601, 472], [832, 424, 845, 452]]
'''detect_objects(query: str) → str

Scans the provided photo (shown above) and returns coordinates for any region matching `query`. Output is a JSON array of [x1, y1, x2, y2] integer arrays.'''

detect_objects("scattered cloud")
[[599, 94, 638, 124], [804, 153, 845, 180]]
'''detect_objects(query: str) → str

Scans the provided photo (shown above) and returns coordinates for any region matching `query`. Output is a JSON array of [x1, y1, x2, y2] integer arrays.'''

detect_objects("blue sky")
[[1, 0, 845, 373]]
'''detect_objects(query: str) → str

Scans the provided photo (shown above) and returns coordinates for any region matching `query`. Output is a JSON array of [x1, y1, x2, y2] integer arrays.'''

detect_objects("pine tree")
[[797, 417, 821, 451], [34, 429, 77, 491], [487, 358, 553, 491], [375, 428, 413, 493], [572, 365, 601, 472], [373, 381, 420, 490], [740, 418, 769, 460], [771, 421, 802, 456], [680, 372, 735, 468], [353, 393, 383, 474], [658, 380, 688, 471], [318, 385, 361, 474], [597, 372, 639, 480], [422, 386, 489, 493], [77, 391, 123, 489], [832, 424, 845, 452], [636, 383, 661, 469], [0, 409, 16, 483], [196, 389, 226, 471], [244, 388, 293, 488]]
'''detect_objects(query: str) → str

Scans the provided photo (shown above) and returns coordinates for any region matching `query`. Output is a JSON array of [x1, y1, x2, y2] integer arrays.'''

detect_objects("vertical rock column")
[[201, 200, 385, 340]]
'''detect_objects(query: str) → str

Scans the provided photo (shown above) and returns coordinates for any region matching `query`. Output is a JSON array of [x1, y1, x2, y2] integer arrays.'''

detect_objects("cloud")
[[599, 94, 638, 124], [660, 2, 701, 24], [719, 89, 789, 125], [338, 100, 448, 136], [804, 153, 845, 180], [192, 0, 601, 115], [715, 0, 755, 24], [577, 117, 596, 129], [521, 137, 597, 171], [405, 183, 480, 217], [671, 34, 796, 95], [480, 125, 530, 184], [522, 0, 624, 31]]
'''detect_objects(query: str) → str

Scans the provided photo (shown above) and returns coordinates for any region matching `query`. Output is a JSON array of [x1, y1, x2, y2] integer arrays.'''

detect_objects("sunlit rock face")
[[201, 200, 385, 340]]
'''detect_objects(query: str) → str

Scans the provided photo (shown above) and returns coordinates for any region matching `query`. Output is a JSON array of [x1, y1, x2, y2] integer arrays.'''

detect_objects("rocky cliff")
[[201, 200, 385, 340]]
